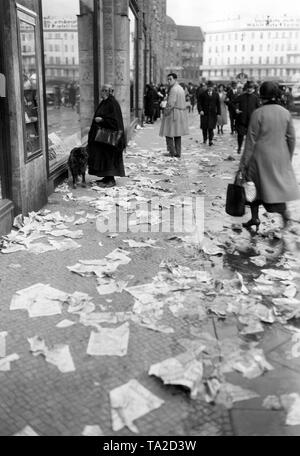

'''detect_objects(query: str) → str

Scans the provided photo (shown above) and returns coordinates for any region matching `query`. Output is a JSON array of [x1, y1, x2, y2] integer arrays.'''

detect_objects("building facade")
[[164, 18, 204, 84], [201, 16, 300, 82], [0, 0, 168, 236]]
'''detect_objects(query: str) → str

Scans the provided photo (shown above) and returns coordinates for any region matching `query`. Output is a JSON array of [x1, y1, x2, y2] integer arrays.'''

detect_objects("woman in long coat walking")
[[217, 84, 228, 134], [239, 81, 300, 231], [88, 84, 126, 187]]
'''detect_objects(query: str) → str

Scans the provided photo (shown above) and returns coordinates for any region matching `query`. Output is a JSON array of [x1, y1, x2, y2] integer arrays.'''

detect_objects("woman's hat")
[[260, 81, 278, 99]]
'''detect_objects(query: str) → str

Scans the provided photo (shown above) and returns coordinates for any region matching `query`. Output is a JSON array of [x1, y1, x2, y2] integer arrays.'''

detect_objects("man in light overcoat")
[[159, 73, 189, 157]]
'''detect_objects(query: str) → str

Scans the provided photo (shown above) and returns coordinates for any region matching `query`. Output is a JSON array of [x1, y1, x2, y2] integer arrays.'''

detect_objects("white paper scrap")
[[14, 425, 40, 436], [45, 345, 75, 373], [149, 352, 203, 398], [0, 353, 20, 371], [56, 319, 76, 329], [281, 393, 300, 426], [110, 379, 164, 433], [0, 331, 8, 357], [82, 425, 104, 436], [87, 323, 130, 357]]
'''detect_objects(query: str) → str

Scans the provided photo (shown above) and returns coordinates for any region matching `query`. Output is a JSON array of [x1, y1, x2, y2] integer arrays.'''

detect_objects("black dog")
[[68, 146, 88, 189]]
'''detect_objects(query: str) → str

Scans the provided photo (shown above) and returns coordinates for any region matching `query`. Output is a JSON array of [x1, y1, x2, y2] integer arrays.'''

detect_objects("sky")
[[166, 0, 300, 28], [42, 0, 79, 17]]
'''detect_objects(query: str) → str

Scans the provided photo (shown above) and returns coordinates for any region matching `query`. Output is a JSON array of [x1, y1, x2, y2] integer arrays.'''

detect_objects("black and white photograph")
[[0, 0, 300, 441]]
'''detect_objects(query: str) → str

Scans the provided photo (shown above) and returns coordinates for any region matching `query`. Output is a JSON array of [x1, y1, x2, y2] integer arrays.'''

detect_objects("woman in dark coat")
[[239, 81, 300, 232], [88, 84, 126, 187]]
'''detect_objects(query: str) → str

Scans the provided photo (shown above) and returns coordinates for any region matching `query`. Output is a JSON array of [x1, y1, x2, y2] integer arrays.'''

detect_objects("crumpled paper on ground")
[[28, 336, 75, 373], [10, 283, 68, 317], [14, 425, 40, 436], [0, 331, 8, 357], [110, 379, 164, 433], [82, 425, 104, 436], [0, 353, 20, 371], [215, 382, 259, 409], [149, 350, 204, 398], [281, 393, 300, 425], [87, 323, 130, 357], [223, 346, 273, 379]]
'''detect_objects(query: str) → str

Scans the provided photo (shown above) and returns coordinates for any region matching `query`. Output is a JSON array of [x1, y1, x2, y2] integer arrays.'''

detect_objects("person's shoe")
[[237, 148, 241, 154], [209, 141, 213, 146], [242, 218, 261, 233], [203, 140, 207, 144], [104, 180, 116, 188]]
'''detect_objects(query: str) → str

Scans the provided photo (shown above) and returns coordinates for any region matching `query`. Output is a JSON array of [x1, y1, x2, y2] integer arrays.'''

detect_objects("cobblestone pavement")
[[0, 112, 300, 436]]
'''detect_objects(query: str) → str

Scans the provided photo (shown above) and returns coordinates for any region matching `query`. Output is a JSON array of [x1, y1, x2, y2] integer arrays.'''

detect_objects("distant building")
[[201, 15, 300, 82], [164, 18, 204, 83], [43, 17, 79, 83]]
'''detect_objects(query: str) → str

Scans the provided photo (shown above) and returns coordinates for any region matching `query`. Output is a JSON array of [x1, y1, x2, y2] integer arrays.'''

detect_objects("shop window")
[[17, 5, 42, 161], [42, 0, 81, 172]]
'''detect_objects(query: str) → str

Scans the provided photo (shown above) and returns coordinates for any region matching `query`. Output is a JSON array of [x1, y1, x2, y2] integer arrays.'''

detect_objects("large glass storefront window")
[[42, 0, 81, 171], [129, 7, 138, 120], [17, 6, 42, 161], [0, 73, 5, 200]]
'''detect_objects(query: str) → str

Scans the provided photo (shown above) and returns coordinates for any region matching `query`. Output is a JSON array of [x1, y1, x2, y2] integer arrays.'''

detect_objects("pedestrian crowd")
[[83, 74, 299, 235]]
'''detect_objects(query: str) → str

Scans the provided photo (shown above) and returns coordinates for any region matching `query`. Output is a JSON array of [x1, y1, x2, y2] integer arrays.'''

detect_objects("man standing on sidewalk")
[[159, 73, 189, 158], [235, 80, 260, 154], [197, 81, 220, 146]]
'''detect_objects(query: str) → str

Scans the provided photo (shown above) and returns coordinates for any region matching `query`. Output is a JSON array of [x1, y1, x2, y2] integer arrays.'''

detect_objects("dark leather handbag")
[[94, 126, 123, 147], [225, 172, 246, 217]]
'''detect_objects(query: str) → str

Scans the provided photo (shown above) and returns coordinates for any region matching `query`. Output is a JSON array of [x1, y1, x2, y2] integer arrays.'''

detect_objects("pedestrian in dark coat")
[[239, 81, 299, 232], [88, 84, 126, 187], [144, 84, 156, 123], [197, 81, 221, 146], [225, 81, 239, 134], [235, 81, 260, 153]]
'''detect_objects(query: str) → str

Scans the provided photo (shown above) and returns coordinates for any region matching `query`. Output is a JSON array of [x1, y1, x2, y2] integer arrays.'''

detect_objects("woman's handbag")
[[94, 126, 123, 147], [225, 171, 246, 217]]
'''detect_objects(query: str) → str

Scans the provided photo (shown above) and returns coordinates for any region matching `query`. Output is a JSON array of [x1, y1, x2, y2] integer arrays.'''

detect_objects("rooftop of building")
[[176, 25, 204, 41]]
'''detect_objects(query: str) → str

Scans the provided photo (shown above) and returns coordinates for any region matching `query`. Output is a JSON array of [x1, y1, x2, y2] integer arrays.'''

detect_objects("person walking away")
[[235, 81, 260, 154], [144, 84, 155, 123], [217, 84, 227, 134], [238, 81, 299, 232], [197, 81, 220, 146], [159, 73, 189, 158], [188, 83, 196, 112], [225, 81, 239, 134], [69, 82, 77, 110], [87, 84, 126, 187]]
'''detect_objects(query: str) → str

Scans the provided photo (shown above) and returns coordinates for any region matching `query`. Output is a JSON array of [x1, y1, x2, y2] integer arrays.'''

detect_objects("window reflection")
[[42, 1, 81, 171], [129, 8, 137, 119], [19, 20, 41, 158]]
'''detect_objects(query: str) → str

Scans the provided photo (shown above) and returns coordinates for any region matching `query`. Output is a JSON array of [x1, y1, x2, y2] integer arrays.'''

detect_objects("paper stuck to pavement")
[[0, 353, 20, 371], [87, 323, 130, 357], [149, 351, 203, 398], [56, 319, 76, 328], [14, 425, 40, 436], [0, 331, 8, 357], [28, 336, 75, 373], [110, 379, 164, 433], [82, 425, 104, 436], [281, 393, 300, 426]]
